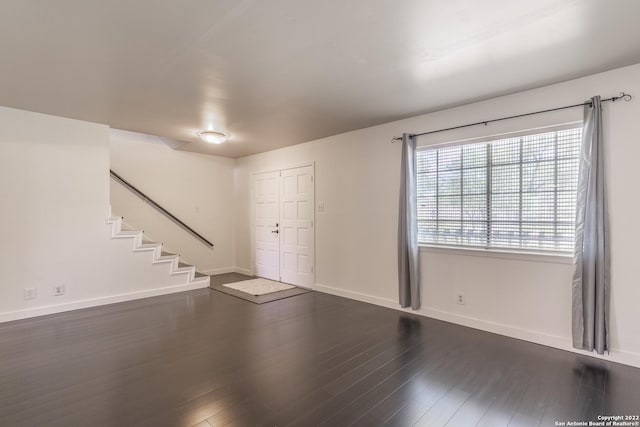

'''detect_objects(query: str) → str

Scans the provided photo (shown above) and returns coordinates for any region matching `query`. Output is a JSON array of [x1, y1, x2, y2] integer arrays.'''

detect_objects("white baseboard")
[[200, 267, 254, 276], [234, 267, 253, 276], [315, 284, 396, 307], [315, 283, 640, 369], [0, 281, 209, 323]]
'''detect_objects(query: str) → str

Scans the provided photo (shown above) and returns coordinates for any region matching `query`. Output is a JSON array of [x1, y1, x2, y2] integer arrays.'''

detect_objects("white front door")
[[279, 166, 314, 288], [253, 171, 280, 281], [252, 165, 315, 288]]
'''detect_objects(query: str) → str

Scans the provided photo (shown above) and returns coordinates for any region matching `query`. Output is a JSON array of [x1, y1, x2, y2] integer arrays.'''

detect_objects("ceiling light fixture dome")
[[198, 130, 229, 144]]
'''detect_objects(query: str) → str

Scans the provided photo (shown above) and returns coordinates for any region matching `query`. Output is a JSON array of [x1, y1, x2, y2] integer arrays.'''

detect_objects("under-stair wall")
[[110, 129, 236, 275], [0, 107, 209, 322]]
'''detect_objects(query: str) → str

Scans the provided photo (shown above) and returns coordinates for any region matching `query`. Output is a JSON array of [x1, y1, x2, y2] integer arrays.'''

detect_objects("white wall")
[[0, 107, 206, 322], [234, 63, 640, 367], [110, 129, 236, 274]]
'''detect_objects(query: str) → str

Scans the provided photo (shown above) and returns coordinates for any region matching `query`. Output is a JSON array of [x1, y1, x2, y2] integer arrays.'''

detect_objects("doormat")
[[211, 277, 311, 304], [224, 278, 294, 295]]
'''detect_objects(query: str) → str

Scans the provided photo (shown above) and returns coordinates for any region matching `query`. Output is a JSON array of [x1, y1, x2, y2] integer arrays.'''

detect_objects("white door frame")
[[250, 162, 315, 289]]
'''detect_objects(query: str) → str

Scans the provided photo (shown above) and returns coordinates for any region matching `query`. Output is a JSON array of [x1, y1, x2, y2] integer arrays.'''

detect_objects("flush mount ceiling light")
[[198, 130, 229, 144]]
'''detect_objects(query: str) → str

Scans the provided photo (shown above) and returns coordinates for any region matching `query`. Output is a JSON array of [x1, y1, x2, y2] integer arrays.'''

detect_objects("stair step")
[[115, 230, 141, 237], [108, 217, 208, 286]]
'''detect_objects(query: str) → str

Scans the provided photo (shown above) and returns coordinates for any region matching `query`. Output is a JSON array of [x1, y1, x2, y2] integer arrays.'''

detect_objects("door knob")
[[271, 229, 279, 234]]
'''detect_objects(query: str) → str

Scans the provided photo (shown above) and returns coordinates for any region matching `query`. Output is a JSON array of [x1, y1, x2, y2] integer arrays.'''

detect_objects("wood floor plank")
[[350, 370, 453, 426], [413, 387, 470, 427], [384, 400, 433, 427], [335, 336, 473, 426], [475, 372, 531, 427], [288, 342, 432, 426]]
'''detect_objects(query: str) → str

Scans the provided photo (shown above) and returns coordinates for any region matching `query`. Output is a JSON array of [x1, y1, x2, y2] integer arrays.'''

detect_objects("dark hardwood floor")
[[0, 282, 638, 426]]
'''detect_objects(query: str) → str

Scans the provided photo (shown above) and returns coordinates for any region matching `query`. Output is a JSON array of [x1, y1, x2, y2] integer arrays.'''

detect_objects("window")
[[417, 126, 582, 253]]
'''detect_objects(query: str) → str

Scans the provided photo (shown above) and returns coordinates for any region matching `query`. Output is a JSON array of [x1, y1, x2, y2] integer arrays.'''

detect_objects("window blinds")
[[417, 127, 581, 253]]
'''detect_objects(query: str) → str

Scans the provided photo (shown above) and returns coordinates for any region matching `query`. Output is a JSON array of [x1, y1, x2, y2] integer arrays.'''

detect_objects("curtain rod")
[[391, 92, 633, 142]]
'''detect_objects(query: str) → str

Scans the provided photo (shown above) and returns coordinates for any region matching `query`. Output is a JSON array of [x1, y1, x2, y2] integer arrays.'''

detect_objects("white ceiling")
[[1, 0, 640, 158]]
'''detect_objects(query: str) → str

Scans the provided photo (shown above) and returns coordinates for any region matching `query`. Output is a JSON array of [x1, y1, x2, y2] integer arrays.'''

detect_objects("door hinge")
[[311, 266, 313, 273], [311, 176, 313, 182]]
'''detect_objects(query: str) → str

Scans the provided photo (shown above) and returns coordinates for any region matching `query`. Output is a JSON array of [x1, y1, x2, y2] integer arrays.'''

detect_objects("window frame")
[[416, 122, 582, 258]]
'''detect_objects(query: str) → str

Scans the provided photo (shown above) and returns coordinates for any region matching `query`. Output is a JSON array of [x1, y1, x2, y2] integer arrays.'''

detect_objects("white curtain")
[[572, 96, 610, 355], [398, 133, 420, 309]]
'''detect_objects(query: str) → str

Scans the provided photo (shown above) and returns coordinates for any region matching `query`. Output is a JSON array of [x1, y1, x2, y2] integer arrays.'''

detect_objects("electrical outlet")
[[456, 292, 465, 305], [24, 288, 37, 300], [53, 285, 65, 296]]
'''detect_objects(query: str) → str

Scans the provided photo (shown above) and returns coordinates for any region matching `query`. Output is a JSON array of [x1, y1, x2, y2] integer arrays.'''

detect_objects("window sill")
[[418, 245, 573, 265]]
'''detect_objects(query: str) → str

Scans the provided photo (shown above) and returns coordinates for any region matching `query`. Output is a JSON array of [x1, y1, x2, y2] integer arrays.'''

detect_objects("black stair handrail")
[[110, 170, 214, 248]]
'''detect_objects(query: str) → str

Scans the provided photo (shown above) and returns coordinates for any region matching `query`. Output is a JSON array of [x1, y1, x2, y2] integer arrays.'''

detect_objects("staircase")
[[107, 215, 210, 288]]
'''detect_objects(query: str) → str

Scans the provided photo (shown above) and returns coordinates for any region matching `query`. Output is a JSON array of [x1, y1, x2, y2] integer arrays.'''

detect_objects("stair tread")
[[109, 217, 208, 283], [115, 230, 140, 236]]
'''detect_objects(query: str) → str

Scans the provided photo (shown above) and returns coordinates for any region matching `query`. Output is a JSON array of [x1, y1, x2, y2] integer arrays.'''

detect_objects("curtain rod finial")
[[614, 92, 632, 102]]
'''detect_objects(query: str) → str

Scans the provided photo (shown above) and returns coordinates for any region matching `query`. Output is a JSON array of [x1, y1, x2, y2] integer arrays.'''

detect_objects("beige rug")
[[223, 278, 295, 296]]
